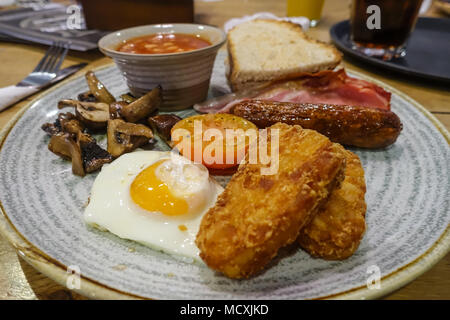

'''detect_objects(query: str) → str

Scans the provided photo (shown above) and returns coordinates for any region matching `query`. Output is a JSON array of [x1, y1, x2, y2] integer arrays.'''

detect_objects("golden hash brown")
[[298, 146, 366, 260], [195, 123, 346, 279]]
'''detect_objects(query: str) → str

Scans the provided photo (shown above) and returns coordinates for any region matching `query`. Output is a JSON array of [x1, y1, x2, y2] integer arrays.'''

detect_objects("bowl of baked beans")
[[99, 24, 226, 110]]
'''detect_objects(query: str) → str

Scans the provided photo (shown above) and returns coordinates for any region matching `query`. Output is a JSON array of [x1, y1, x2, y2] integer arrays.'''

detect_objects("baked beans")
[[116, 33, 211, 54]]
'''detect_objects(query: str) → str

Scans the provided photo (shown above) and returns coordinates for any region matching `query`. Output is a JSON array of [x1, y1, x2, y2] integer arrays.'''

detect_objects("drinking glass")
[[350, 0, 424, 60], [287, 0, 325, 27]]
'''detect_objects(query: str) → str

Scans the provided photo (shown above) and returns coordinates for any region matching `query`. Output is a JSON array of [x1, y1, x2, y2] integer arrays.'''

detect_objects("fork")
[[0, 41, 69, 112]]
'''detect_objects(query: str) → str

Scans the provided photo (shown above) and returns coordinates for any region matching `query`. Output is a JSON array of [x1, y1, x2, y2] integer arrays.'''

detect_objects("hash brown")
[[298, 146, 366, 259], [195, 123, 346, 278]]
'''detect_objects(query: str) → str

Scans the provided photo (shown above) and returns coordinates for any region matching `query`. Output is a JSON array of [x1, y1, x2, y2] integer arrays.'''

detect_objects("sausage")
[[231, 100, 402, 148]]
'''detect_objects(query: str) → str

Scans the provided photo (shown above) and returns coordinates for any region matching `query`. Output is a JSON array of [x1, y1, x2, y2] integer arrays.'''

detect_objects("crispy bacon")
[[193, 69, 391, 114]]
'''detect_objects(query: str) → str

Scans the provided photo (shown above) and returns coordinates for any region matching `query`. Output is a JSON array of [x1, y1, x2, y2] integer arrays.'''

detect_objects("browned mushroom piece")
[[77, 131, 113, 173], [121, 85, 162, 123], [60, 114, 85, 135], [42, 122, 61, 136], [109, 101, 128, 119], [120, 93, 138, 104], [107, 119, 154, 158], [85, 71, 116, 104], [48, 133, 85, 176], [42, 120, 63, 136], [45, 113, 113, 176], [148, 114, 181, 145], [78, 91, 98, 102], [58, 99, 110, 130], [42, 112, 83, 136]]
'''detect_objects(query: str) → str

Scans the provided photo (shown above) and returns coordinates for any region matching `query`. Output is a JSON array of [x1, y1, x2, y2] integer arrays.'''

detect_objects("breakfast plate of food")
[[0, 20, 448, 300]]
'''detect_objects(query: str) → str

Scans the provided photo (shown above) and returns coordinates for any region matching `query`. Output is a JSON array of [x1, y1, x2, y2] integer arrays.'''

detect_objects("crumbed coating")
[[195, 123, 346, 279], [298, 147, 366, 260]]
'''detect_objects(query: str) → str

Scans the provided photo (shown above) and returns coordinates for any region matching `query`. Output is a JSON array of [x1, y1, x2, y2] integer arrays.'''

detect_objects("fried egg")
[[84, 150, 223, 262]]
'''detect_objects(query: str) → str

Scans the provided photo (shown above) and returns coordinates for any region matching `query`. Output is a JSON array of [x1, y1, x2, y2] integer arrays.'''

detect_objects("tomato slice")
[[170, 114, 258, 169]]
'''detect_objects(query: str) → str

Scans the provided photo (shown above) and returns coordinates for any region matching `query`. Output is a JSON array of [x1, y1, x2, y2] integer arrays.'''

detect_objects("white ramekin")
[[98, 23, 226, 111]]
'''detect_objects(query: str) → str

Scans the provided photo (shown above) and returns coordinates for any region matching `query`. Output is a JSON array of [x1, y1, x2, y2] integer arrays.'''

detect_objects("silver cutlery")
[[0, 41, 84, 112]]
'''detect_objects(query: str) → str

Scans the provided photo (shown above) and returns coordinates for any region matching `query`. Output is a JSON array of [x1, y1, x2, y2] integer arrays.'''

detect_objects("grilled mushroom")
[[60, 114, 85, 135], [78, 91, 98, 102], [45, 113, 113, 176], [58, 99, 109, 129], [42, 112, 84, 136], [109, 101, 128, 119], [42, 122, 61, 136], [42, 119, 63, 136], [85, 71, 116, 104], [77, 131, 113, 173], [148, 114, 181, 145], [48, 133, 85, 176], [120, 93, 138, 104], [121, 86, 162, 123], [107, 119, 154, 158]]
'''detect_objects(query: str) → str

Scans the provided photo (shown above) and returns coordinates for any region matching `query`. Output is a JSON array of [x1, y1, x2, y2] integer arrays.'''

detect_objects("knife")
[[0, 63, 87, 112], [46, 63, 88, 87]]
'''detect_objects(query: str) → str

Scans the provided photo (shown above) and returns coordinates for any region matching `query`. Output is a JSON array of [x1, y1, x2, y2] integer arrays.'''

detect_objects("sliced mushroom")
[[121, 85, 162, 123], [120, 93, 138, 104], [107, 119, 154, 158], [116, 122, 154, 137], [109, 101, 128, 119], [78, 91, 98, 102], [85, 71, 116, 104], [148, 114, 181, 145], [77, 131, 113, 173], [60, 114, 85, 135], [82, 141, 113, 173], [42, 120, 62, 136], [48, 133, 85, 176], [42, 112, 83, 136], [46, 114, 112, 176], [58, 99, 109, 130]]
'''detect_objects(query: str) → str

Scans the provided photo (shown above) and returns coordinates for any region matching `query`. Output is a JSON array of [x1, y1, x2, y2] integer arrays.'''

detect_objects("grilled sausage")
[[232, 100, 402, 148]]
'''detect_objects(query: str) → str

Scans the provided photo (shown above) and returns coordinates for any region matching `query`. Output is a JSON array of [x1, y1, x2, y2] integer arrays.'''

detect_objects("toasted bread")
[[227, 19, 342, 91]]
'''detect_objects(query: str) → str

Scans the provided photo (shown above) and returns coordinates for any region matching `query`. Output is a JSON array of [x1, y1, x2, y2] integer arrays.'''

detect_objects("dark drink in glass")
[[350, 0, 423, 60]]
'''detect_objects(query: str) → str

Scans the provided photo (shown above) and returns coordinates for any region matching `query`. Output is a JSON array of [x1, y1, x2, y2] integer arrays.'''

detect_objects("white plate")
[[0, 52, 449, 299]]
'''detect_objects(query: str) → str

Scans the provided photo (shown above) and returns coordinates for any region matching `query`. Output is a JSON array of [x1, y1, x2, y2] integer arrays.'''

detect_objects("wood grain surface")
[[0, 0, 448, 300]]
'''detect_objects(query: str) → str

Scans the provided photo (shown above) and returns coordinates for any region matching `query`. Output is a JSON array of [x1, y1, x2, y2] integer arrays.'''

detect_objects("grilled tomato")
[[170, 114, 257, 169]]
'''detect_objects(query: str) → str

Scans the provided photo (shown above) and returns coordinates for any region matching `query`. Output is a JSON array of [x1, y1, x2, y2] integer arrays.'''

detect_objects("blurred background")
[[0, 0, 444, 51]]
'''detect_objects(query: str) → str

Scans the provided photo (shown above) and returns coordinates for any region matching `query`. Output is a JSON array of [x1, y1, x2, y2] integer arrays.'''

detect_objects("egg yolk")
[[130, 160, 189, 216]]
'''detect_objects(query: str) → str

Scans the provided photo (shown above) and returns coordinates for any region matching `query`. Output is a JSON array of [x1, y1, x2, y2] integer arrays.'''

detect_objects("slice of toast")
[[227, 19, 342, 91]]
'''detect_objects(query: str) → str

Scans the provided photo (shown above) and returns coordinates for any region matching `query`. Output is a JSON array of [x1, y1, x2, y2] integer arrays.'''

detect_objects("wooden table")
[[0, 0, 448, 300]]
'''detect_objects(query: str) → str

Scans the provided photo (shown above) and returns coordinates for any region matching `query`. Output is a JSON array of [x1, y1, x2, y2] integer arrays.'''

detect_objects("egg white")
[[84, 150, 223, 262]]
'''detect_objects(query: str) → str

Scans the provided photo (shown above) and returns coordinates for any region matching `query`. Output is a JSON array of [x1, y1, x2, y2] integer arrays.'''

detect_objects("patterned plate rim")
[[0, 63, 448, 300]]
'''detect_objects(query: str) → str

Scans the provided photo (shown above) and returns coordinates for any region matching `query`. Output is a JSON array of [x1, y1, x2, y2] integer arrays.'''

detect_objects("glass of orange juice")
[[287, 0, 325, 27]]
